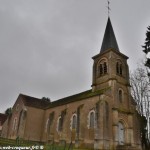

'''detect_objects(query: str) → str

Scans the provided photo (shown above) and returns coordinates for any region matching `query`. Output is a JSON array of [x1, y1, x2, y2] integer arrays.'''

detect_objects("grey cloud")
[[0, 0, 150, 112]]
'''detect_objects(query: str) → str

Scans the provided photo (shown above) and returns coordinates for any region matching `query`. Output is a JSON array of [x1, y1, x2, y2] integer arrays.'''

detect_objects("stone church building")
[[2, 17, 142, 150]]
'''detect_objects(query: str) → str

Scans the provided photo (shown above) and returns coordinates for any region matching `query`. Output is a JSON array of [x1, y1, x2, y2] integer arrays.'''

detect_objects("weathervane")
[[107, 0, 111, 16]]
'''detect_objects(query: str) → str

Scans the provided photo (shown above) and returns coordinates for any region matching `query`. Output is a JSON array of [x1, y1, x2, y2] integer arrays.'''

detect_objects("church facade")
[[2, 18, 142, 150]]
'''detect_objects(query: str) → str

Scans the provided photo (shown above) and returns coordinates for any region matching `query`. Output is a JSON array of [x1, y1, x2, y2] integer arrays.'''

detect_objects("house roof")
[[100, 17, 119, 53], [0, 113, 8, 125], [46, 88, 107, 109], [18, 88, 109, 110], [19, 94, 51, 109]]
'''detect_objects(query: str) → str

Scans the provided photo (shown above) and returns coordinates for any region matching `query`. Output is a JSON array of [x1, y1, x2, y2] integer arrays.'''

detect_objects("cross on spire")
[[107, 0, 111, 16]]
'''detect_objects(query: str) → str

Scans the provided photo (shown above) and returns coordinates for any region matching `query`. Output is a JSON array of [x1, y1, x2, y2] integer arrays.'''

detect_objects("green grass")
[[0, 137, 42, 146], [0, 138, 92, 150]]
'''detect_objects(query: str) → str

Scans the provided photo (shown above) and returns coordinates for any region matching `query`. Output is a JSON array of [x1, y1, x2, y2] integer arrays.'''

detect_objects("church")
[[2, 17, 142, 150]]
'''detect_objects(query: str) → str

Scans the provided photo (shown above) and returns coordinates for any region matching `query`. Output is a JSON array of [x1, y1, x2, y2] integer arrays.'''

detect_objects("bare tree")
[[130, 64, 150, 149], [130, 66, 150, 116]]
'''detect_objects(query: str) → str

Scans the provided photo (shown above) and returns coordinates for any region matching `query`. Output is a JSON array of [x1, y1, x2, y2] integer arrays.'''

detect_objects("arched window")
[[12, 118, 17, 131], [71, 114, 77, 130], [116, 62, 119, 74], [17, 110, 23, 133], [72, 115, 77, 129], [57, 116, 62, 132], [118, 89, 123, 103], [116, 61, 123, 76], [99, 64, 103, 75], [118, 122, 125, 145], [98, 59, 108, 76], [45, 119, 49, 133], [87, 110, 95, 129], [104, 62, 107, 74], [90, 112, 95, 128], [120, 64, 122, 75], [57, 110, 66, 132]]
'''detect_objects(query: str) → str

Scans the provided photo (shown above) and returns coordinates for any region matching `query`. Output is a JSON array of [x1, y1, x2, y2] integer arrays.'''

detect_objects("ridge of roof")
[[17, 87, 109, 110], [19, 94, 50, 109], [46, 88, 108, 109]]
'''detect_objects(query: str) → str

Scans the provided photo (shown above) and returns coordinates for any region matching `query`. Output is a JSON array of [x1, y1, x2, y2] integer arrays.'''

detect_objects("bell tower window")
[[116, 61, 123, 76], [98, 59, 108, 77], [99, 64, 103, 75], [104, 62, 107, 74], [120, 64, 122, 75], [116, 62, 119, 74]]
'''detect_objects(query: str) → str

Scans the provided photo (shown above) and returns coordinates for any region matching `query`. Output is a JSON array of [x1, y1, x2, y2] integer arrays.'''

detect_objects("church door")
[[118, 122, 124, 145]]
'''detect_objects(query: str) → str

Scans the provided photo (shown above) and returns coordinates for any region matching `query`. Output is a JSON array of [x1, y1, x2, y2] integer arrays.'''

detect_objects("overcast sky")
[[0, 0, 149, 113]]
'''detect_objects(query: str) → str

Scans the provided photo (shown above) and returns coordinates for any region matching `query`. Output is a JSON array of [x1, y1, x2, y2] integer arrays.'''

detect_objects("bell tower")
[[92, 17, 130, 94], [91, 17, 139, 148]]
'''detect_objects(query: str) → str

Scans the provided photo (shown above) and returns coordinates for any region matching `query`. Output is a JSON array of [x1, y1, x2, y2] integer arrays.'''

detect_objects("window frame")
[[118, 89, 123, 103], [97, 58, 108, 77], [116, 61, 123, 76], [89, 111, 95, 128], [70, 113, 77, 130], [87, 110, 95, 129], [12, 118, 17, 131], [57, 116, 62, 132]]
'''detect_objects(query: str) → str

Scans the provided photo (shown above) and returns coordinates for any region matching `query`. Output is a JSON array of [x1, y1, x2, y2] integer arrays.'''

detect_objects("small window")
[[49, 112, 54, 126], [98, 60, 108, 76], [57, 116, 63, 132], [104, 62, 107, 74], [118, 89, 123, 103], [58, 117, 62, 132], [116, 62, 119, 74], [118, 122, 125, 145], [72, 114, 77, 130], [45, 119, 49, 133], [87, 110, 95, 129], [116, 62, 123, 76], [99, 64, 103, 75], [12, 118, 17, 131], [90, 112, 95, 128], [120, 64, 122, 75]]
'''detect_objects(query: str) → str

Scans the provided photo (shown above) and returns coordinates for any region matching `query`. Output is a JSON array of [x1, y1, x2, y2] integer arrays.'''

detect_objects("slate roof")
[[100, 17, 119, 53], [46, 88, 107, 109], [18, 88, 105, 110], [0, 113, 8, 125], [19, 94, 51, 109]]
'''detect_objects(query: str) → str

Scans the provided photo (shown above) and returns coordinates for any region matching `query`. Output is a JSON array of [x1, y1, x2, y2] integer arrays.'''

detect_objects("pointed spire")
[[100, 17, 119, 53]]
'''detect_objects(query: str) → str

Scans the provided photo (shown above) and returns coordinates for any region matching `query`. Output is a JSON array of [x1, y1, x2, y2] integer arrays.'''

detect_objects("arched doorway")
[[118, 122, 125, 145]]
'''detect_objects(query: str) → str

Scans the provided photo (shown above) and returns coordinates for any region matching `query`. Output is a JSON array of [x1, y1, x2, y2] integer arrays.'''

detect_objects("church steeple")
[[100, 17, 119, 53], [92, 17, 129, 92]]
